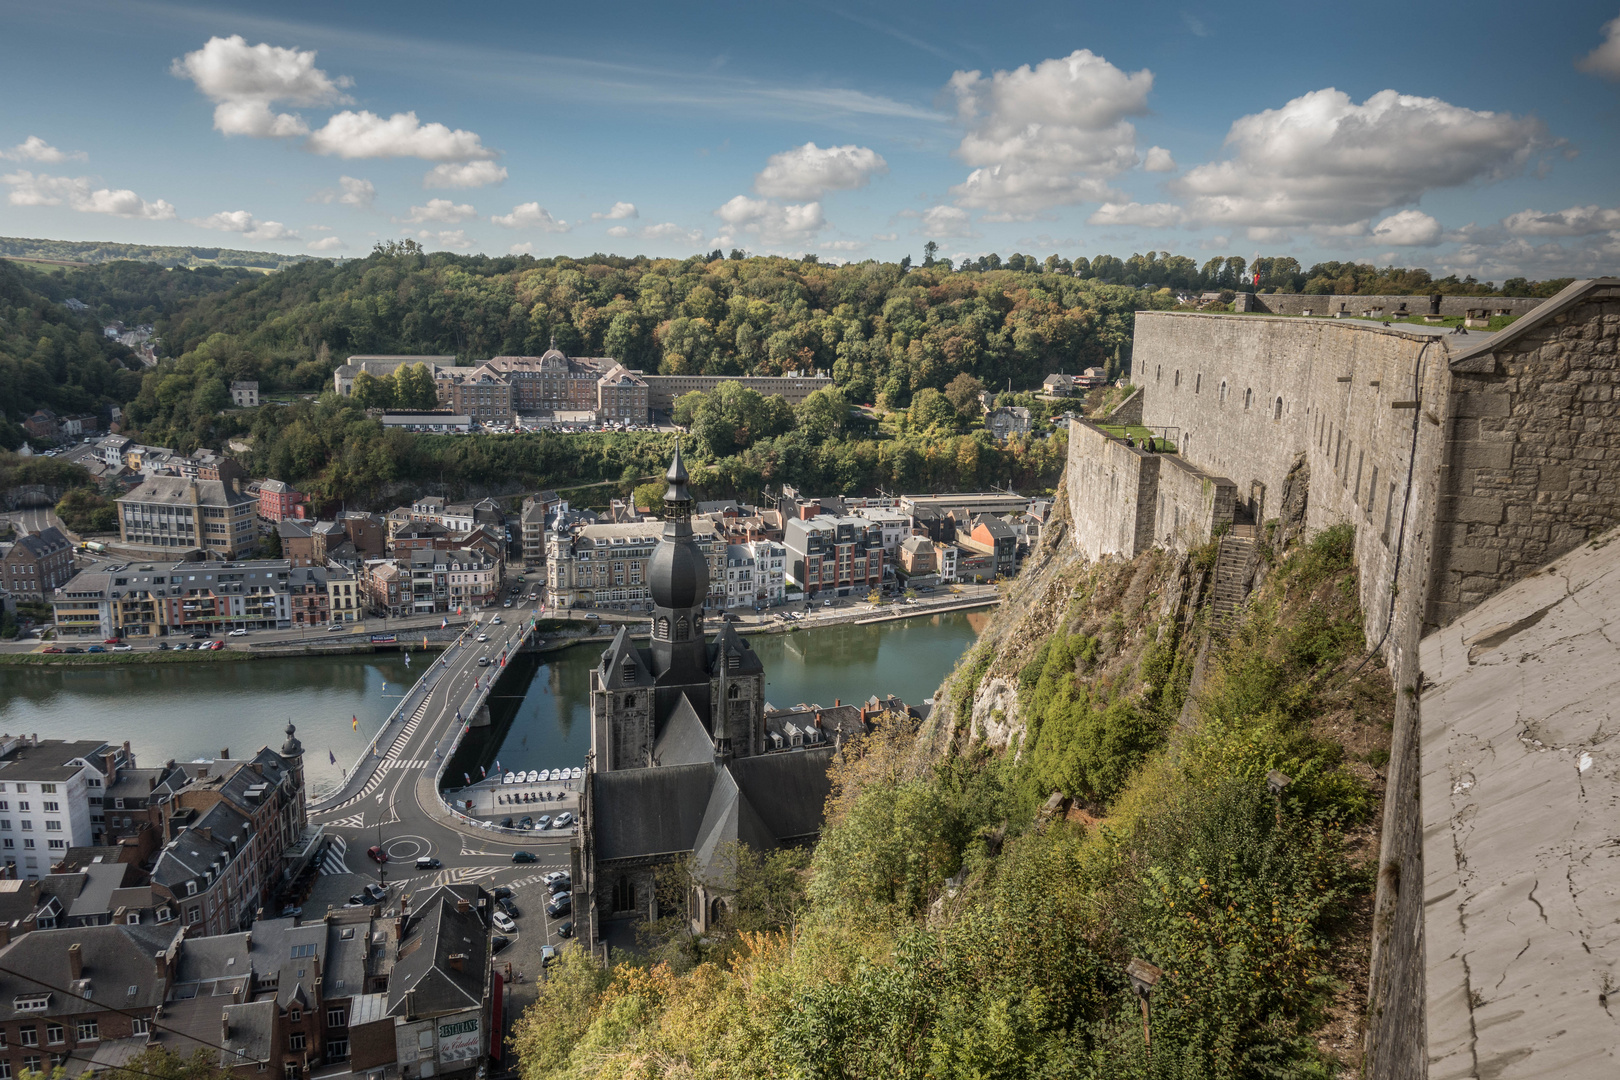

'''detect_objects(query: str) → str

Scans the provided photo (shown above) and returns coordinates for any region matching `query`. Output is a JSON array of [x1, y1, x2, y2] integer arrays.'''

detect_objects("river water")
[[0, 610, 985, 799]]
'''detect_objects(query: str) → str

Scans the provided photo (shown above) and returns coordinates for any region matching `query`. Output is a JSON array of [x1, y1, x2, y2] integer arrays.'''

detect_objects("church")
[[582, 445, 841, 934]]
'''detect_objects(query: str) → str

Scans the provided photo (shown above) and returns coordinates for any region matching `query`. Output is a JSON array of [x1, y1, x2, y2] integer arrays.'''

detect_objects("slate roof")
[[652, 694, 714, 767], [387, 884, 488, 1019], [708, 620, 764, 676], [0, 739, 111, 783], [0, 922, 178, 1021], [729, 748, 836, 843], [592, 764, 716, 861], [11, 526, 70, 558], [690, 767, 778, 886], [598, 628, 655, 690], [220, 998, 276, 1067], [67, 862, 131, 921], [151, 801, 252, 894], [323, 915, 373, 998]]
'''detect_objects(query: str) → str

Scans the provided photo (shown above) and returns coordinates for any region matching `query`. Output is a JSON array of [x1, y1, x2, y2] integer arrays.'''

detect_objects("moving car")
[[585, 612, 599, 619], [491, 911, 517, 934], [40, 646, 62, 654], [112, 644, 132, 652], [86, 645, 105, 653], [227, 628, 249, 637], [511, 850, 537, 863], [190, 631, 208, 639], [327, 622, 345, 632], [476, 633, 488, 642], [478, 656, 491, 667], [103, 637, 120, 644], [415, 856, 441, 870], [367, 845, 387, 863]]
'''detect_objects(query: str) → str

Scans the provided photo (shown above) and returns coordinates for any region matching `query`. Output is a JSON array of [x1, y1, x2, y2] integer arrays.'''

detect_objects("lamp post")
[[1125, 956, 1161, 1057]]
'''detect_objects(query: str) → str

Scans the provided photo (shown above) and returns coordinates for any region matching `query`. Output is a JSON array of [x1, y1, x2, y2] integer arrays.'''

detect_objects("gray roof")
[[729, 748, 836, 843], [690, 767, 777, 886], [67, 862, 131, 920], [0, 739, 111, 783], [387, 884, 488, 1019], [152, 801, 252, 893], [10, 526, 70, 558], [277, 519, 312, 539], [1450, 276, 1620, 368], [592, 764, 716, 862], [323, 915, 373, 998], [221, 998, 276, 1066], [709, 620, 764, 676], [598, 630, 655, 690], [652, 694, 714, 767], [117, 476, 253, 509], [0, 922, 178, 1021]]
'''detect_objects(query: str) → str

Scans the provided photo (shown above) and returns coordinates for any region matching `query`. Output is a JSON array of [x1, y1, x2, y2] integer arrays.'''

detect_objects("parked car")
[[367, 845, 387, 863], [327, 622, 346, 632], [347, 894, 367, 907], [491, 910, 517, 934], [519, 816, 533, 830], [491, 934, 511, 954], [540, 945, 557, 967], [511, 850, 537, 864], [533, 814, 551, 829], [492, 886, 514, 900], [548, 874, 571, 894], [364, 883, 388, 902], [554, 812, 575, 828], [497, 897, 520, 917], [40, 646, 62, 654], [103, 637, 120, 644], [227, 628, 249, 637], [280, 905, 303, 918], [585, 612, 599, 619], [156, 641, 169, 650], [62, 646, 83, 654], [86, 645, 105, 653], [546, 893, 572, 919], [415, 856, 441, 870], [112, 644, 132, 652], [499, 817, 515, 829], [557, 920, 574, 939]]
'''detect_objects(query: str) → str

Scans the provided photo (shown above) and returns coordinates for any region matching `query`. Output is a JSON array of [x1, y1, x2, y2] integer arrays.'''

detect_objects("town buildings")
[[230, 381, 259, 408], [257, 479, 305, 523], [1, 526, 74, 601], [0, 736, 136, 877], [519, 491, 564, 566], [986, 405, 1033, 441], [783, 515, 887, 597], [51, 561, 296, 638], [116, 474, 258, 558], [444, 549, 498, 610], [332, 355, 459, 396]]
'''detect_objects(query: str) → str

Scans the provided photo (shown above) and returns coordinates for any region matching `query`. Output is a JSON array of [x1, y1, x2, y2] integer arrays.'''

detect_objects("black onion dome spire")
[[649, 441, 707, 611], [663, 439, 693, 515], [281, 721, 303, 758]]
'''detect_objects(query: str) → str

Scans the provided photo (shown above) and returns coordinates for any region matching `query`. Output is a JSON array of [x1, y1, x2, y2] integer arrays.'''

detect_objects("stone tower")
[[280, 721, 307, 830]]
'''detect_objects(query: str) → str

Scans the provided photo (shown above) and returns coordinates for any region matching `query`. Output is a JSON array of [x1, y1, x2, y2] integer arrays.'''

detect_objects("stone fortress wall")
[[1064, 278, 1620, 1078], [1236, 292, 1545, 319]]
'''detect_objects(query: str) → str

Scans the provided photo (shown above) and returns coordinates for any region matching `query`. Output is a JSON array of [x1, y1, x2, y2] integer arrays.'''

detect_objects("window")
[[39, 786, 54, 795], [131, 1018, 150, 1036], [47, 841, 63, 851], [1274, 397, 1284, 421], [41, 803, 57, 813], [16, 804, 26, 813], [289, 1008, 302, 1022], [44, 822, 60, 832], [46, 1025, 62, 1046], [327, 1037, 349, 1059], [0, 1060, 9, 1080], [283, 1064, 299, 1080], [186, 905, 200, 924], [623, 693, 635, 708], [22, 840, 32, 850], [289, 944, 316, 959], [1174, 370, 1181, 388], [326, 1008, 347, 1028], [20, 1026, 38, 1046], [613, 874, 637, 912], [289, 1033, 306, 1050], [23, 1057, 40, 1074], [156, 908, 172, 924], [75, 1021, 97, 1042]]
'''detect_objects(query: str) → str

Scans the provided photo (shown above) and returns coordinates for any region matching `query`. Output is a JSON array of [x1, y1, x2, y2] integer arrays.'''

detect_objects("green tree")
[[794, 385, 848, 444], [908, 387, 956, 432], [944, 372, 986, 418]]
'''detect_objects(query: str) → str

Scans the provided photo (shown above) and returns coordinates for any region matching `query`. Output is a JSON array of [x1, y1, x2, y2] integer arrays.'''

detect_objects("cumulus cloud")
[[1370, 209, 1443, 246], [1576, 15, 1620, 80], [413, 229, 474, 250], [2, 170, 175, 219], [753, 142, 888, 200], [1142, 146, 1177, 172], [944, 49, 1151, 218], [1, 136, 86, 163], [510, 242, 536, 255], [399, 198, 477, 224], [591, 201, 639, 220], [1502, 203, 1620, 236], [172, 35, 351, 138], [1172, 88, 1548, 228], [910, 204, 978, 238], [490, 202, 568, 231], [642, 222, 706, 244], [606, 225, 632, 238], [423, 161, 508, 189], [1443, 233, 1620, 281], [823, 239, 865, 251], [309, 175, 375, 208], [308, 110, 496, 161], [1087, 201, 1183, 228], [713, 195, 826, 245], [194, 210, 299, 240], [306, 235, 346, 252]]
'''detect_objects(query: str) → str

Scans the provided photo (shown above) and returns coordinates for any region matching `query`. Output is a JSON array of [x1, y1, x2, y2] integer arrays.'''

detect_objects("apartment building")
[[746, 539, 786, 605], [481, 350, 610, 412], [332, 355, 458, 396], [723, 544, 756, 608], [408, 548, 450, 613], [597, 363, 649, 421], [434, 368, 516, 424], [51, 561, 295, 638], [117, 475, 258, 558], [0, 736, 135, 877], [445, 549, 498, 609], [363, 560, 407, 618], [959, 514, 1018, 579], [326, 567, 360, 623], [1, 526, 75, 601], [287, 566, 330, 627], [257, 479, 305, 523], [783, 515, 886, 597], [848, 507, 910, 556], [519, 491, 564, 566], [546, 518, 728, 612]]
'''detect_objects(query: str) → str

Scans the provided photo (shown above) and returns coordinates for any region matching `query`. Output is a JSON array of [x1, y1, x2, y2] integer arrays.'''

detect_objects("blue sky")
[[3, 0, 1620, 280]]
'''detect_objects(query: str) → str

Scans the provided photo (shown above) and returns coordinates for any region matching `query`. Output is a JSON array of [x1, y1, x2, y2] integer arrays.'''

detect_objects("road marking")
[[324, 814, 365, 829], [433, 866, 506, 885], [320, 834, 350, 875]]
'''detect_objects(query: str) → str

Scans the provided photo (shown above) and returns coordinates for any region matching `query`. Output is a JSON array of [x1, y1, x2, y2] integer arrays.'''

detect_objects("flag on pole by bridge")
[[423, 635, 428, 650], [352, 715, 358, 730], [404, 652, 411, 668], [440, 617, 447, 629], [329, 749, 336, 764], [464, 772, 471, 785], [480, 764, 486, 778]]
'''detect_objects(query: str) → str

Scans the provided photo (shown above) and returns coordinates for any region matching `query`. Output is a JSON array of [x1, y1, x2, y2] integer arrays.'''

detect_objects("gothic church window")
[[613, 875, 636, 912]]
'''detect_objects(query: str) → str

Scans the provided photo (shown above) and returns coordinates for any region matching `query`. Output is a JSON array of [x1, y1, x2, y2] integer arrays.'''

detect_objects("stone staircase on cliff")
[[1210, 524, 1259, 630]]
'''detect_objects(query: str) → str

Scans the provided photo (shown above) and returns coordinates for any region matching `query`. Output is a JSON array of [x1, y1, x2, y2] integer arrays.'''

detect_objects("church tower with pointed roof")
[[590, 444, 765, 771]]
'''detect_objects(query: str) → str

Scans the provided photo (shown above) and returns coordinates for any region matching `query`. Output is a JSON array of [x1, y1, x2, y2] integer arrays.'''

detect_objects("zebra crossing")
[[387, 759, 431, 769], [323, 813, 365, 830], [319, 834, 350, 875], [431, 865, 506, 886], [321, 698, 433, 813]]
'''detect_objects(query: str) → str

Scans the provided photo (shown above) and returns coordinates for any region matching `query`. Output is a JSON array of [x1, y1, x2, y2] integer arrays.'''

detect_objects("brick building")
[[1, 526, 75, 601], [783, 515, 886, 597], [257, 479, 305, 523]]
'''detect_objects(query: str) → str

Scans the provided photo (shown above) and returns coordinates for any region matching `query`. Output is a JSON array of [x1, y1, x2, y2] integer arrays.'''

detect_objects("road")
[[0, 504, 68, 536]]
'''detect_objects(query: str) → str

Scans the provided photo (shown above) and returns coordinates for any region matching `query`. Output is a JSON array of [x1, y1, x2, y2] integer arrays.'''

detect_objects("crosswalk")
[[431, 865, 506, 886], [386, 760, 431, 769], [320, 834, 350, 875], [324, 813, 365, 830]]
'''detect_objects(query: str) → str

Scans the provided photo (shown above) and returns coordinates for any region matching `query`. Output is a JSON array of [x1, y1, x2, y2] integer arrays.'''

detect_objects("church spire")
[[664, 439, 693, 521]]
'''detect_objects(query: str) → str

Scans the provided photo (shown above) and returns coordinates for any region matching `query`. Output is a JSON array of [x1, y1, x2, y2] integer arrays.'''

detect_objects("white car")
[[476, 633, 488, 642], [554, 812, 575, 827], [227, 628, 249, 637], [491, 911, 517, 934], [111, 643, 133, 652]]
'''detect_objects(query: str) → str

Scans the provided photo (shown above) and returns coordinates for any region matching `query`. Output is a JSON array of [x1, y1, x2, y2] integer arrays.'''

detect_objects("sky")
[[3, 0, 1620, 280]]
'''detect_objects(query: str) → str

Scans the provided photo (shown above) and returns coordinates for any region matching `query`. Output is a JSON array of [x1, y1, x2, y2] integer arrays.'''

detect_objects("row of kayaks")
[[502, 768, 582, 784]]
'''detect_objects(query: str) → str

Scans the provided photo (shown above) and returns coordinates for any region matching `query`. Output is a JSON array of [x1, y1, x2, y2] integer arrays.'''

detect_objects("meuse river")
[[0, 609, 985, 800]]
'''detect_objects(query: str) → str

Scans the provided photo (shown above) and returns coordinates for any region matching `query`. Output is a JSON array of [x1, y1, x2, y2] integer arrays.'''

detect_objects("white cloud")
[[824, 240, 865, 251], [194, 210, 299, 240], [423, 161, 508, 189], [911, 204, 979, 238], [1443, 233, 1620, 281], [944, 49, 1151, 218], [2, 170, 175, 219], [414, 229, 474, 250], [713, 195, 826, 245], [1172, 88, 1548, 228], [1502, 204, 1620, 237], [591, 201, 639, 220], [606, 225, 632, 238], [872, 232, 899, 242], [307, 235, 346, 252], [1142, 146, 1177, 172], [310, 175, 375, 208], [1087, 201, 1183, 228], [1245, 226, 1294, 243], [308, 110, 496, 161], [1, 136, 86, 163], [172, 35, 351, 138], [642, 222, 706, 244], [753, 142, 888, 200], [490, 202, 568, 231], [1576, 15, 1620, 80], [510, 242, 536, 255], [1370, 209, 1443, 246], [399, 198, 477, 224]]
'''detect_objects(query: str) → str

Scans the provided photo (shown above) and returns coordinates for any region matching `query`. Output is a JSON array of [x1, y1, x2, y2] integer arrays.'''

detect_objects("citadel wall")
[[1238, 292, 1543, 319]]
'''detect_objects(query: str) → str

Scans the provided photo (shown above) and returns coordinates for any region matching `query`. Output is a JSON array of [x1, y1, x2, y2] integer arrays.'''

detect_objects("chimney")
[[456, 898, 470, 914], [221, 1012, 230, 1042], [219, 748, 229, 760], [155, 952, 168, 982], [68, 943, 83, 980], [448, 953, 466, 971], [198, 827, 212, 842], [814, 711, 822, 729]]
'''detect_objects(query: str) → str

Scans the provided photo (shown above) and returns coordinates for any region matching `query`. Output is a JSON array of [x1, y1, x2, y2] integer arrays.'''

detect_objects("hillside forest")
[[0, 243, 1577, 505]]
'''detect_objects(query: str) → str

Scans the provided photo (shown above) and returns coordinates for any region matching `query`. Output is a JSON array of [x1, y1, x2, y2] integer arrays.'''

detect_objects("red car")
[[367, 845, 387, 863], [40, 646, 62, 654], [103, 637, 120, 645], [209, 640, 225, 650]]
